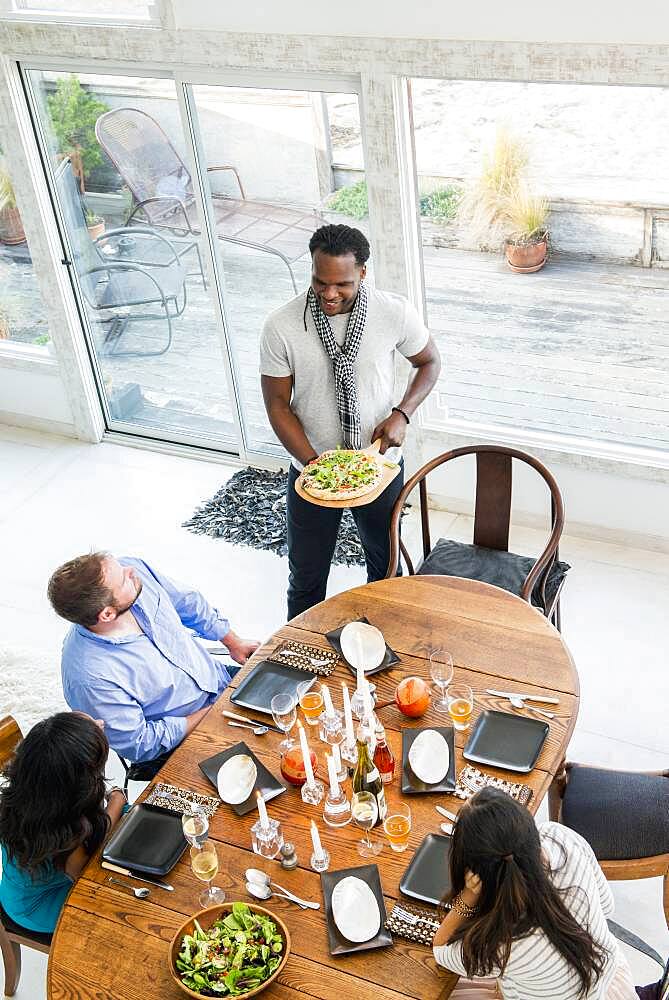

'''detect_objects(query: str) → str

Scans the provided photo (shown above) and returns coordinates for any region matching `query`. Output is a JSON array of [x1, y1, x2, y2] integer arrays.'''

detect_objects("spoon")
[[508, 696, 554, 719], [246, 881, 314, 909], [107, 876, 150, 899], [227, 721, 269, 736], [440, 822, 454, 835], [245, 869, 320, 910]]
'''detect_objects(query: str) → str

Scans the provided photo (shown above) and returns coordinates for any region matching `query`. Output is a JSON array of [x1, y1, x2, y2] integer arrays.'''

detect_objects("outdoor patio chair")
[[55, 157, 187, 358], [95, 108, 324, 295], [549, 762, 669, 932], [0, 716, 52, 998], [386, 444, 569, 629]]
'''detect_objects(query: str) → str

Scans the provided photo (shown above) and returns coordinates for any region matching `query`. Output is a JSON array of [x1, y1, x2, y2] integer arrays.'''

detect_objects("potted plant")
[[85, 207, 105, 240], [504, 189, 549, 273], [0, 162, 26, 246], [46, 75, 109, 193], [457, 129, 549, 271]]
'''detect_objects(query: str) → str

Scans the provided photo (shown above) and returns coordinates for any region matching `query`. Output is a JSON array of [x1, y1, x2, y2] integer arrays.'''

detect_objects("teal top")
[[0, 844, 73, 933]]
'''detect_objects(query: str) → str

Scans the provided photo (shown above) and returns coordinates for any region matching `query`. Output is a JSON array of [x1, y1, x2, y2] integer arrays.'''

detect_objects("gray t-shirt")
[[259, 287, 430, 469]]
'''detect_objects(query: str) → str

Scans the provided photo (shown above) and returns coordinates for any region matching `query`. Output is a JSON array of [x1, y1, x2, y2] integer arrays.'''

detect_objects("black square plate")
[[463, 709, 549, 773], [230, 660, 316, 715], [102, 802, 186, 876], [325, 617, 400, 676], [401, 726, 456, 795], [320, 864, 393, 955], [199, 741, 286, 816], [400, 832, 452, 906]]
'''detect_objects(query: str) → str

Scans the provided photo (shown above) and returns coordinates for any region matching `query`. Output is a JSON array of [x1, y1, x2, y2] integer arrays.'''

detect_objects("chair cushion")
[[562, 765, 669, 861], [417, 538, 570, 610], [0, 902, 52, 946]]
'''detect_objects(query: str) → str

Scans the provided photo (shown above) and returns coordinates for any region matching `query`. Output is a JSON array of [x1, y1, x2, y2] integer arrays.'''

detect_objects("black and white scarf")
[[306, 283, 367, 450]]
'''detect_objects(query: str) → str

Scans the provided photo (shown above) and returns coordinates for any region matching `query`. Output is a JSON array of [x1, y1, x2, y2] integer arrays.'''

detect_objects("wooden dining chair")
[[386, 444, 569, 629], [549, 762, 669, 930], [0, 716, 53, 998]]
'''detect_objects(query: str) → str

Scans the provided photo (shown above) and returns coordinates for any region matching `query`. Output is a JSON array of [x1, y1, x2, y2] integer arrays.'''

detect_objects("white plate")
[[408, 729, 450, 784], [340, 621, 386, 672], [217, 753, 257, 804], [331, 876, 381, 943]]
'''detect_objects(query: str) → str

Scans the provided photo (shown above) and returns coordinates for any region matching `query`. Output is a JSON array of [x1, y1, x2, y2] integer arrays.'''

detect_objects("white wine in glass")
[[182, 804, 209, 847], [351, 790, 380, 858], [190, 840, 226, 908]]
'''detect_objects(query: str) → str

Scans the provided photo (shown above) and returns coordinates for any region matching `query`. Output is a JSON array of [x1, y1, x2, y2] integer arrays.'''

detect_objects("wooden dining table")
[[48, 575, 579, 1000]]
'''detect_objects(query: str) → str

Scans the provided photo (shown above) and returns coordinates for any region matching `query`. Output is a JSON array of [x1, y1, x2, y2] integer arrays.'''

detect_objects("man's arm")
[[261, 374, 319, 465], [372, 336, 441, 453]]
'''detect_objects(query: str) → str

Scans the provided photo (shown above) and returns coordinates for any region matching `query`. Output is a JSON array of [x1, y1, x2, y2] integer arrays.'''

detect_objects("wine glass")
[[190, 839, 226, 908], [351, 790, 382, 858], [429, 648, 454, 711], [297, 680, 324, 727], [181, 803, 209, 847], [271, 693, 297, 751]]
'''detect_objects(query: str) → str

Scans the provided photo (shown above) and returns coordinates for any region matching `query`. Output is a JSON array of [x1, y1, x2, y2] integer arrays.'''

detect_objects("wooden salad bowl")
[[169, 902, 291, 999]]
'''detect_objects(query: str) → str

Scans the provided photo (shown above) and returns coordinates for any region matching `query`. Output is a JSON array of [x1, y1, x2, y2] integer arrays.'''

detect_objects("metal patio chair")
[[386, 444, 570, 630], [55, 157, 187, 357], [95, 108, 324, 294]]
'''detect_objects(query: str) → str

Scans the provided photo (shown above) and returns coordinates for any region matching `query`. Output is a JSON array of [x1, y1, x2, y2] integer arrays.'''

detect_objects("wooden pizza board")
[[294, 439, 401, 509]]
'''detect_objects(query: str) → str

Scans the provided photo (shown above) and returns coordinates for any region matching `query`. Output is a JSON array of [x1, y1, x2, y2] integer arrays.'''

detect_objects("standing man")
[[260, 224, 441, 619]]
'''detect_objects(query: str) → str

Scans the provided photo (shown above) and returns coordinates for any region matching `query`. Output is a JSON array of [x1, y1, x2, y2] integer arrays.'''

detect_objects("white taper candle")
[[326, 753, 340, 797], [298, 721, 315, 785], [332, 740, 343, 774], [322, 683, 334, 716], [342, 683, 355, 743], [256, 790, 269, 827], [310, 818, 324, 859]]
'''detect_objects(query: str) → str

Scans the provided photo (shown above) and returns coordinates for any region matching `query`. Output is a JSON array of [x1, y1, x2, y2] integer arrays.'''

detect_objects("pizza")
[[301, 448, 382, 501]]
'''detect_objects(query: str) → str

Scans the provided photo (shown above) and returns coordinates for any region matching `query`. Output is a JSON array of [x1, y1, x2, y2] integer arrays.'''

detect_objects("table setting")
[[50, 575, 579, 1000]]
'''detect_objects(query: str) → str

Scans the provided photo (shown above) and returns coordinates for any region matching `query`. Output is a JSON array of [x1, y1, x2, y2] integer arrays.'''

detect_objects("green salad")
[[175, 903, 284, 996]]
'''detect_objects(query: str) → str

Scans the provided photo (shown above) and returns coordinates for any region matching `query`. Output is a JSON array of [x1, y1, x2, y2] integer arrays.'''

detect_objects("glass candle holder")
[[250, 817, 284, 860], [318, 708, 345, 746], [323, 787, 352, 828], [310, 847, 330, 872], [301, 776, 325, 806]]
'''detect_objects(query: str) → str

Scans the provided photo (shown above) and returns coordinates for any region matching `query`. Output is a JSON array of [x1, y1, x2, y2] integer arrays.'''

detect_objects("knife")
[[436, 805, 458, 822], [486, 689, 560, 705], [221, 710, 284, 734], [101, 862, 174, 891]]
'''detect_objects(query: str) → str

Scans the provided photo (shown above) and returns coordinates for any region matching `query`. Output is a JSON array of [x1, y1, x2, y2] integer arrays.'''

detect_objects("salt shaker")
[[279, 842, 298, 871]]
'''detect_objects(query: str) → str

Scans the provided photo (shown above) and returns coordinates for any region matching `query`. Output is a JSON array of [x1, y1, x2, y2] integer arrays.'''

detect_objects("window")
[[0, 146, 51, 352], [1, 0, 161, 24], [409, 78, 669, 456]]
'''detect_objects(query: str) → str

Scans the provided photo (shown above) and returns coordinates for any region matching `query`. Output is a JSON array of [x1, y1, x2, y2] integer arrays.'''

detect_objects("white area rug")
[[0, 643, 67, 735]]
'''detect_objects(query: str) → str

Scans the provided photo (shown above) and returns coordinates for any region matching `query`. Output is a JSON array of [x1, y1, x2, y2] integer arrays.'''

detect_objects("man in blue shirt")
[[48, 552, 259, 764]]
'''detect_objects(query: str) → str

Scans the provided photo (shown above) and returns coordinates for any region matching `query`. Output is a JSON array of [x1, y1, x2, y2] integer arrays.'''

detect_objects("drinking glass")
[[181, 803, 209, 847], [447, 683, 474, 731], [271, 693, 297, 751], [429, 648, 454, 711], [351, 790, 381, 858], [383, 801, 412, 853], [190, 839, 226, 908], [297, 680, 324, 727]]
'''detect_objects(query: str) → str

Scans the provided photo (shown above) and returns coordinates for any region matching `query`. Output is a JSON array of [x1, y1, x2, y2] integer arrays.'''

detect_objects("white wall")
[[0, 365, 75, 433], [173, 0, 669, 44]]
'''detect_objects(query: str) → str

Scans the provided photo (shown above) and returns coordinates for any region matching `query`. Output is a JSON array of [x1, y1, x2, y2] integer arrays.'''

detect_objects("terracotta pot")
[[505, 233, 548, 273], [87, 220, 105, 241], [0, 206, 26, 245]]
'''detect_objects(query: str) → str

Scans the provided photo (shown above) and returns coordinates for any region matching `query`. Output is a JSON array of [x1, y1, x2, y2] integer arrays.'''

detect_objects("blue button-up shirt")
[[61, 557, 232, 763]]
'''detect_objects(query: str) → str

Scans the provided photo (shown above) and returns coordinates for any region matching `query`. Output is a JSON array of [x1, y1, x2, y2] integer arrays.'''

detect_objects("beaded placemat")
[[145, 782, 220, 818], [385, 902, 442, 945], [454, 765, 533, 806], [267, 639, 338, 676]]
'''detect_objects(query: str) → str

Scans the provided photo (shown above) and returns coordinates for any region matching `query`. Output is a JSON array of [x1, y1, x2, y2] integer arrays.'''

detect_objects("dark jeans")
[[286, 460, 404, 620]]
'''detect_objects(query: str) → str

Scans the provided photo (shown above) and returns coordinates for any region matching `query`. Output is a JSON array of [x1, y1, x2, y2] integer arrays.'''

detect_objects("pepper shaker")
[[279, 841, 298, 870]]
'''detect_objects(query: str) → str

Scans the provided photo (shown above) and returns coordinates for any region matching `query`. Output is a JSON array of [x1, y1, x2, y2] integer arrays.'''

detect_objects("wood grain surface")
[[47, 576, 579, 1000]]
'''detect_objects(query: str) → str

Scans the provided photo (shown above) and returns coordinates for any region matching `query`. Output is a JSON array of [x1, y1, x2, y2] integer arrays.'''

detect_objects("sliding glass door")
[[22, 66, 367, 458]]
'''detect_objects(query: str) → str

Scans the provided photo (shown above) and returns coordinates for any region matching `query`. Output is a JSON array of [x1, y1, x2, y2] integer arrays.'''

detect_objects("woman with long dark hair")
[[433, 788, 637, 999], [0, 712, 126, 933]]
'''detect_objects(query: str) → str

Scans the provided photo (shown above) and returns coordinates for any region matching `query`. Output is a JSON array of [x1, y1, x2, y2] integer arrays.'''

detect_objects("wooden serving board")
[[294, 440, 401, 509]]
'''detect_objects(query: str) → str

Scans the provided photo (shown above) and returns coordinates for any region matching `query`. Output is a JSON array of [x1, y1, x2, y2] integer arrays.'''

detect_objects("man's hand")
[[223, 630, 261, 665], [371, 410, 408, 454]]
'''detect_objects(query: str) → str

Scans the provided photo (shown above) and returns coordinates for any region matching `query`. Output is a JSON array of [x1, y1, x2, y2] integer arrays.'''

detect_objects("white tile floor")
[[0, 425, 666, 997]]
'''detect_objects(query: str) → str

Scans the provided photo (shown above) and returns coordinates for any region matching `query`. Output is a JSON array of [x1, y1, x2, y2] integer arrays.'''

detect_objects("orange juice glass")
[[383, 802, 412, 853], [447, 684, 474, 731], [298, 680, 324, 726]]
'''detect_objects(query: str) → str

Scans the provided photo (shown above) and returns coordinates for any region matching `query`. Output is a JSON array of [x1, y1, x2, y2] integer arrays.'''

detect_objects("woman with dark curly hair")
[[0, 712, 126, 934], [432, 788, 637, 999]]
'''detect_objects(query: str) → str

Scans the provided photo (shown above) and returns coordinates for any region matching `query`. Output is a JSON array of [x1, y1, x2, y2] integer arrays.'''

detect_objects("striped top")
[[433, 823, 621, 1000]]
